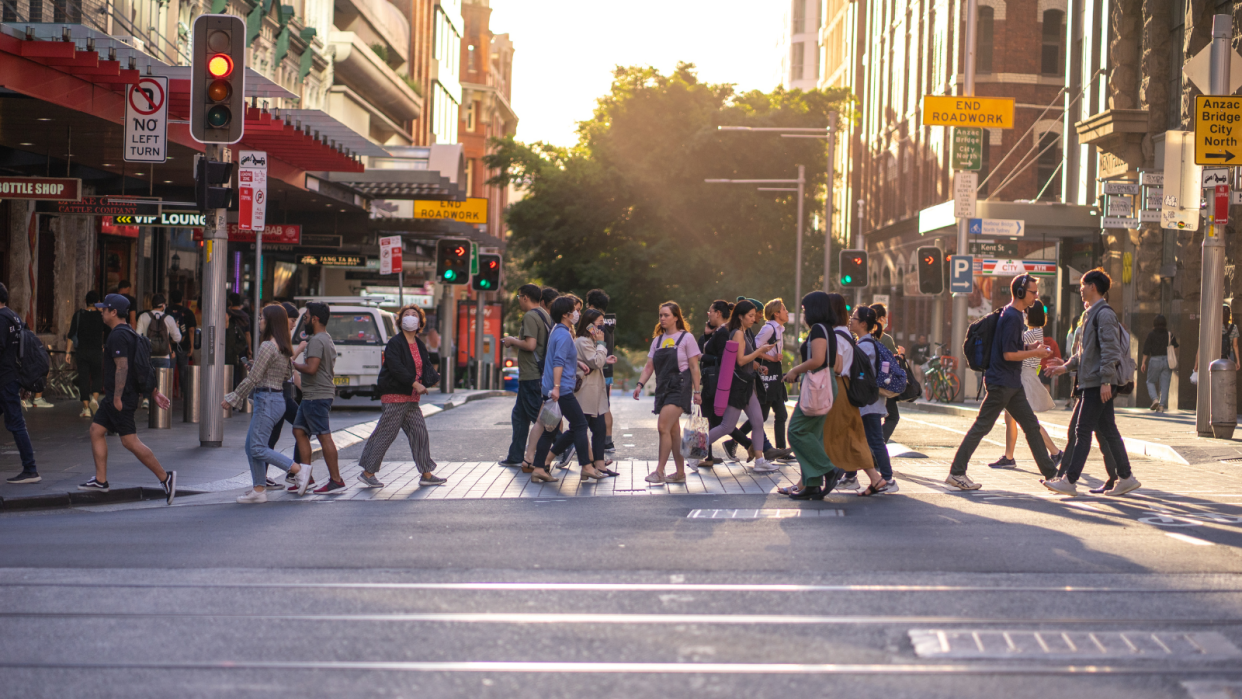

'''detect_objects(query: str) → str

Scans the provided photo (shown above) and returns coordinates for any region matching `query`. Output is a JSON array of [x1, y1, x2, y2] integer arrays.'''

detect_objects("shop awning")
[[322, 169, 465, 199]]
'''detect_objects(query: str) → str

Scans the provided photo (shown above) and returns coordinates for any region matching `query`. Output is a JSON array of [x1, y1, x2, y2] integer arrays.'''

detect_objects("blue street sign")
[[950, 255, 975, 294], [968, 218, 1024, 237]]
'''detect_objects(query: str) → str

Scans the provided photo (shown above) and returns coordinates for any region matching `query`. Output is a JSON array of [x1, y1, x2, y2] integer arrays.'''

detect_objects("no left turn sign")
[[124, 76, 168, 163]]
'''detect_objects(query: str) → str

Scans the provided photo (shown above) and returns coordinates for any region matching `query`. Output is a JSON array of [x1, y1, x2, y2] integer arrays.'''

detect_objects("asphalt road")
[[2, 394, 1241, 698]]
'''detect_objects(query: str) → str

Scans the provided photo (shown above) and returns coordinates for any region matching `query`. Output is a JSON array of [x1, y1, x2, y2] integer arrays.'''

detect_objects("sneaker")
[[288, 476, 315, 492], [162, 471, 177, 505], [1105, 476, 1141, 497], [944, 474, 981, 491], [265, 477, 281, 489], [498, 459, 522, 468], [1149, 401, 1160, 411], [883, 478, 900, 494], [420, 473, 448, 486], [79, 407, 92, 418], [723, 441, 739, 462], [358, 472, 383, 488], [140, 398, 149, 410], [764, 448, 794, 461], [987, 456, 1016, 469], [20, 399, 32, 410], [314, 479, 347, 494], [752, 457, 780, 473], [556, 446, 574, 468], [78, 477, 109, 492], [6, 470, 41, 484], [236, 488, 268, 504], [605, 439, 616, 453], [1089, 480, 1115, 495], [1042, 477, 1078, 496], [839, 473, 859, 490], [1051, 452, 1064, 470], [32, 397, 53, 409], [294, 465, 314, 495], [89, 397, 99, 415]]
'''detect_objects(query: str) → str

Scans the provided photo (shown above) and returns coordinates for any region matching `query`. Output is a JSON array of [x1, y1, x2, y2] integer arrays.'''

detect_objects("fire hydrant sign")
[[379, 236, 402, 275], [124, 76, 168, 163], [237, 151, 267, 231]]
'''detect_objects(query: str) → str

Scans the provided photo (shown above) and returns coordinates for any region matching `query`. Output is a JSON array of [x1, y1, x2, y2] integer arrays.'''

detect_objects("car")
[[292, 296, 397, 399], [502, 366, 519, 391]]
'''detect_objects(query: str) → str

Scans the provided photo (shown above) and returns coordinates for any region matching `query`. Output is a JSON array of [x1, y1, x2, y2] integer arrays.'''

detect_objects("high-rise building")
[[459, 0, 518, 240], [781, 0, 820, 90]]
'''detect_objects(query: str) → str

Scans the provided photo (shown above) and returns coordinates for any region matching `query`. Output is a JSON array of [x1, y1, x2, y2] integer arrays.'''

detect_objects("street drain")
[[909, 630, 1241, 660], [687, 509, 844, 519]]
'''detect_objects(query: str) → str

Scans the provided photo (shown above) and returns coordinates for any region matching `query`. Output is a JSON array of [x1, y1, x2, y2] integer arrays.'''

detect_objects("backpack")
[[119, 324, 157, 396], [225, 314, 249, 363], [144, 311, 172, 356], [2, 310, 50, 394], [963, 308, 1003, 372], [1094, 306, 1136, 395], [861, 336, 908, 398], [533, 309, 554, 374], [836, 330, 879, 407], [896, 352, 922, 402]]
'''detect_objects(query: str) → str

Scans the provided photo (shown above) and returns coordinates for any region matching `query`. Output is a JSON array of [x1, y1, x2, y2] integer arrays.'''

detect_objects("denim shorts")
[[292, 398, 333, 435]]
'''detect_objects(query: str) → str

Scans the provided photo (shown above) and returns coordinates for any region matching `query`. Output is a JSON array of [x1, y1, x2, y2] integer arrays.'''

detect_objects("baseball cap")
[[95, 293, 130, 314]]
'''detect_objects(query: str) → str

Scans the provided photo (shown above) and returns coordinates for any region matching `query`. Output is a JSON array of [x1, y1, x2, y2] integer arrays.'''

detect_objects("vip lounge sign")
[[0, 177, 82, 201], [237, 151, 267, 231]]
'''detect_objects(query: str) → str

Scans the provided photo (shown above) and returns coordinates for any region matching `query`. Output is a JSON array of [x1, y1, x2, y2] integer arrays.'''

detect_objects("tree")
[[488, 63, 853, 349]]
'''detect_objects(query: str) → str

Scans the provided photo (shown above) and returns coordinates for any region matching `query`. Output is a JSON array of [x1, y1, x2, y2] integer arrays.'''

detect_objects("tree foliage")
[[487, 62, 853, 349]]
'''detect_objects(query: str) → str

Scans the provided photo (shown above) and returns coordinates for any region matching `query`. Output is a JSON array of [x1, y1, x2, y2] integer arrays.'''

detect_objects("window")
[[465, 100, 477, 131], [468, 43, 477, 71], [1036, 131, 1062, 200], [792, 0, 806, 33], [791, 41, 805, 81], [1041, 10, 1065, 75], [977, 6, 994, 74]]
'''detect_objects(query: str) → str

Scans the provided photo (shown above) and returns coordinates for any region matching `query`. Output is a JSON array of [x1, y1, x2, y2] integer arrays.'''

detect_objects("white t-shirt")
[[754, 320, 783, 361], [647, 331, 702, 372], [833, 325, 854, 376]]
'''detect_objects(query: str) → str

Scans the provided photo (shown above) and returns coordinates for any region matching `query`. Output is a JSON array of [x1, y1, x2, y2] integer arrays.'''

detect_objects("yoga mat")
[[713, 340, 738, 417]]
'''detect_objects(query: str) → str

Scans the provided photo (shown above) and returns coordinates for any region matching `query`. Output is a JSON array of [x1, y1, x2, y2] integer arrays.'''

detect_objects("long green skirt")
[[788, 404, 836, 487]]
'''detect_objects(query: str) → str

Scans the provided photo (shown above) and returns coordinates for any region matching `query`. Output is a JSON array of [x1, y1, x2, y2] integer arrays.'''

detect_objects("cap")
[[95, 293, 130, 314]]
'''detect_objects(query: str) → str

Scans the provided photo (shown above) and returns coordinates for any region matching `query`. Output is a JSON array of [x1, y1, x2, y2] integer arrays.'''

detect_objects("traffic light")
[[917, 246, 944, 294], [194, 156, 235, 211], [436, 238, 471, 284], [839, 249, 869, 288], [472, 253, 501, 291], [190, 14, 246, 144]]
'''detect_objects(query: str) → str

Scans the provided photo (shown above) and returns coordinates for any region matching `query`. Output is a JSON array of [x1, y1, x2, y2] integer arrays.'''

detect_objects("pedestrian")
[[850, 306, 896, 495], [1044, 269, 1141, 496], [822, 293, 873, 490], [1194, 304, 1237, 374], [0, 283, 41, 484], [268, 302, 312, 491], [987, 299, 1064, 470], [575, 308, 619, 478], [531, 296, 597, 483], [65, 290, 108, 418], [225, 292, 251, 389], [114, 280, 138, 326], [291, 302, 345, 493], [77, 294, 176, 503], [224, 305, 312, 503], [165, 290, 197, 399], [909, 333, 931, 387], [585, 289, 617, 454], [744, 298, 792, 461], [943, 274, 1058, 491], [1141, 314, 1177, 412], [871, 303, 902, 443], [631, 301, 703, 483], [702, 300, 777, 472], [498, 284, 553, 470], [357, 304, 446, 488], [780, 291, 840, 500], [696, 299, 737, 466], [135, 294, 182, 371]]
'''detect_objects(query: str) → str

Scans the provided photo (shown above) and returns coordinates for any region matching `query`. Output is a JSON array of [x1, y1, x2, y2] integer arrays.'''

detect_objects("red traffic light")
[[207, 54, 233, 78], [453, 246, 466, 256], [504, 358, 515, 368], [487, 260, 498, 269], [923, 255, 935, 265]]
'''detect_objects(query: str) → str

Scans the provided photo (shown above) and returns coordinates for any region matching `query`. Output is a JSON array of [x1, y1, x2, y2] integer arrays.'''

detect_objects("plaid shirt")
[[225, 340, 292, 409]]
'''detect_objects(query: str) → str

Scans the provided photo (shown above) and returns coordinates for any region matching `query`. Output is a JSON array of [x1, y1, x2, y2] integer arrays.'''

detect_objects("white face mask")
[[401, 315, 420, 332], [570, 310, 580, 324]]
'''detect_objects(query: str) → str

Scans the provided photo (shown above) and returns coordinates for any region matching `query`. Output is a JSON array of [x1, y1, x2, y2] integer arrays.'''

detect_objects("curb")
[[905, 400, 1190, 465], [0, 486, 205, 512]]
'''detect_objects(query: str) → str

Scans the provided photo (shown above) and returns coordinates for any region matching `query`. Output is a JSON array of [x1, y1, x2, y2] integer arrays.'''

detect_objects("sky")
[[488, 0, 787, 148]]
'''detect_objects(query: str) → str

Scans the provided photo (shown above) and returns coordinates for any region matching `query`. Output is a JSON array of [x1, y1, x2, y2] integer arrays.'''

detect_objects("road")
[[1, 393, 1241, 698]]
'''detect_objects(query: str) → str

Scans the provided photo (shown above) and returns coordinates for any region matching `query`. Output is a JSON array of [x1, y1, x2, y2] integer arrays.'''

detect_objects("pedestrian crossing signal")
[[436, 239, 471, 285], [917, 246, 944, 294], [839, 250, 868, 288]]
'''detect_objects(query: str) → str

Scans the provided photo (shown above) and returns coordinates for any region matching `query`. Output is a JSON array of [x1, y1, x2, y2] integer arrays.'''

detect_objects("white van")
[[292, 296, 397, 399]]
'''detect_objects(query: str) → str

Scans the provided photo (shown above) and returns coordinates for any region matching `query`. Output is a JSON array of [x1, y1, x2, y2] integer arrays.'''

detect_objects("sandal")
[[859, 480, 890, 497], [521, 460, 534, 474]]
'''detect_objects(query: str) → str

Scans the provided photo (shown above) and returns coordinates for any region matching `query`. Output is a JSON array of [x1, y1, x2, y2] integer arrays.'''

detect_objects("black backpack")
[[144, 311, 172, 356], [896, 352, 922, 402], [119, 324, 156, 396], [836, 330, 879, 407], [533, 309, 554, 374], [2, 310, 50, 394], [963, 308, 1003, 372], [226, 315, 249, 363]]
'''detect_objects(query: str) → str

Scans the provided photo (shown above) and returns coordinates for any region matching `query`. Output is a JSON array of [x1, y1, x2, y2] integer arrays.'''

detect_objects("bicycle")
[[921, 342, 961, 403], [44, 350, 80, 402]]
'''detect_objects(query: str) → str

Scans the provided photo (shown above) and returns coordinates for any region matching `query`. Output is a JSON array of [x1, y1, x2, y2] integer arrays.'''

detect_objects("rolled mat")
[[713, 340, 738, 417]]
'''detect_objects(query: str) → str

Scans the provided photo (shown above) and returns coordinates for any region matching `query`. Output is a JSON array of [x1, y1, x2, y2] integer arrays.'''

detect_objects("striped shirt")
[[1022, 328, 1043, 370], [225, 339, 292, 409]]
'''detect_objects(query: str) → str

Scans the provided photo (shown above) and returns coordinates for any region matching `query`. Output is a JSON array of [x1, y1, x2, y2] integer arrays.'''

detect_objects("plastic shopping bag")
[[538, 398, 562, 431], [680, 410, 710, 460], [1191, 370, 1199, 385]]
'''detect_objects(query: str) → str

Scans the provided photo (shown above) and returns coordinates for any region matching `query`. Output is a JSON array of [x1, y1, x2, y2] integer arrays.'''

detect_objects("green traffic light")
[[842, 275, 852, 284], [444, 270, 456, 280], [206, 105, 231, 128]]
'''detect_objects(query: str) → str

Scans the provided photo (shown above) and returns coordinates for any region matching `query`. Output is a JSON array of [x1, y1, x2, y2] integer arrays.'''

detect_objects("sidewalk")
[[907, 399, 1242, 465], [0, 389, 509, 510]]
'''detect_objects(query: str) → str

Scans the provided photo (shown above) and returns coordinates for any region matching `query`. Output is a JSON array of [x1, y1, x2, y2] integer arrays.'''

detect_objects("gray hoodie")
[[1065, 299, 1121, 388]]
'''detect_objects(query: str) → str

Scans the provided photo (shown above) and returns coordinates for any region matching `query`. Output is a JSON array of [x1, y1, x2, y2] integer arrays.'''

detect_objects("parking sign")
[[950, 255, 975, 294]]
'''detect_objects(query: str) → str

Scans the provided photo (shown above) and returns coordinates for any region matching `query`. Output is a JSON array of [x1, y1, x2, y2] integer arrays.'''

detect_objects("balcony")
[[332, 0, 409, 67], [329, 29, 421, 125]]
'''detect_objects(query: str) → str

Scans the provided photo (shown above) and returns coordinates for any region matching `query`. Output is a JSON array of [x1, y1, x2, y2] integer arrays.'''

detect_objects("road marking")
[[1166, 532, 1215, 546], [910, 629, 1240, 659], [687, 509, 844, 519]]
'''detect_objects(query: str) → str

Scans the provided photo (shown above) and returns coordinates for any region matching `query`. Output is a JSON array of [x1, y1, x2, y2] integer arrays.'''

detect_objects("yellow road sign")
[[1194, 95, 1242, 166], [922, 96, 1015, 128], [412, 197, 489, 223]]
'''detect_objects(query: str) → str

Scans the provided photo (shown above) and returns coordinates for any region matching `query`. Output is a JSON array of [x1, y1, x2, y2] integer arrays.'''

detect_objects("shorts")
[[93, 400, 137, 436], [292, 398, 333, 435], [605, 377, 613, 387]]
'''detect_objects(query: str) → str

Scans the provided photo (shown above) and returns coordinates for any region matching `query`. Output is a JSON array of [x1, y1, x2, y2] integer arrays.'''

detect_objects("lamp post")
[[705, 166, 806, 341]]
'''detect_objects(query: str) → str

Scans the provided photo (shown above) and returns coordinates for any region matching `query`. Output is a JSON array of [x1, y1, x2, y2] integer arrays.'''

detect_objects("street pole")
[[1197, 13, 1231, 436], [475, 292, 486, 389], [794, 165, 805, 343], [398, 269, 404, 307], [252, 229, 262, 360], [199, 143, 226, 447], [951, 0, 979, 400], [824, 111, 838, 293], [440, 285, 455, 394]]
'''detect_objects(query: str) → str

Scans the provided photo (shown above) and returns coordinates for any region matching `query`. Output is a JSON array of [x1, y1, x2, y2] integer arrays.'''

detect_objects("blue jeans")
[[153, 356, 173, 369], [292, 398, 333, 435], [1145, 355, 1171, 408], [0, 380, 36, 472], [247, 391, 295, 487], [861, 413, 892, 482], [507, 379, 543, 463]]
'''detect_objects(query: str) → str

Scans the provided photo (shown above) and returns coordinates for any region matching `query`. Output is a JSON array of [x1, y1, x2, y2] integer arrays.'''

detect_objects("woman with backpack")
[[871, 303, 901, 443], [575, 308, 619, 477], [988, 300, 1064, 469], [850, 306, 895, 495], [631, 301, 703, 484], [702, 300, 777, 473]]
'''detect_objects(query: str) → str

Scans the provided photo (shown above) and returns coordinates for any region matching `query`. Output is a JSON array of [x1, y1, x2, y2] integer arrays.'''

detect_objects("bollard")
[[1210, 358, 1237, 439], [222, 365, 234, 419], [148, 367, 174, 429], [184, 365, 201, 423]]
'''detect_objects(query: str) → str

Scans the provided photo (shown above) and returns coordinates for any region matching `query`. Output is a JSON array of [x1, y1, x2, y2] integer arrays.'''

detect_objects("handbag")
[[680, 409, 710, 459], [1166, 332, 1179, 370], [798, 325, 835, 416], [282, 358, 297, 401]]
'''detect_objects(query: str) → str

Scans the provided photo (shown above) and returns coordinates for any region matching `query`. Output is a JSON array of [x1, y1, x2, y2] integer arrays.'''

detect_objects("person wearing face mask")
[[574, 308, 618, 479], [531, 296, 596, 484], [357, 304, 446, 488]]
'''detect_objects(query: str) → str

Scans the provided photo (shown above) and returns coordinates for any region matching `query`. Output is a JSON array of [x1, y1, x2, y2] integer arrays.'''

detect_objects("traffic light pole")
[[950, 0, 979, 401], [475, 292, 486, 389], [440, 285, 455, 394], [824, 111, 838, 294], [200, 144, 227, 447], [1197, 14, 1231, 436]]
